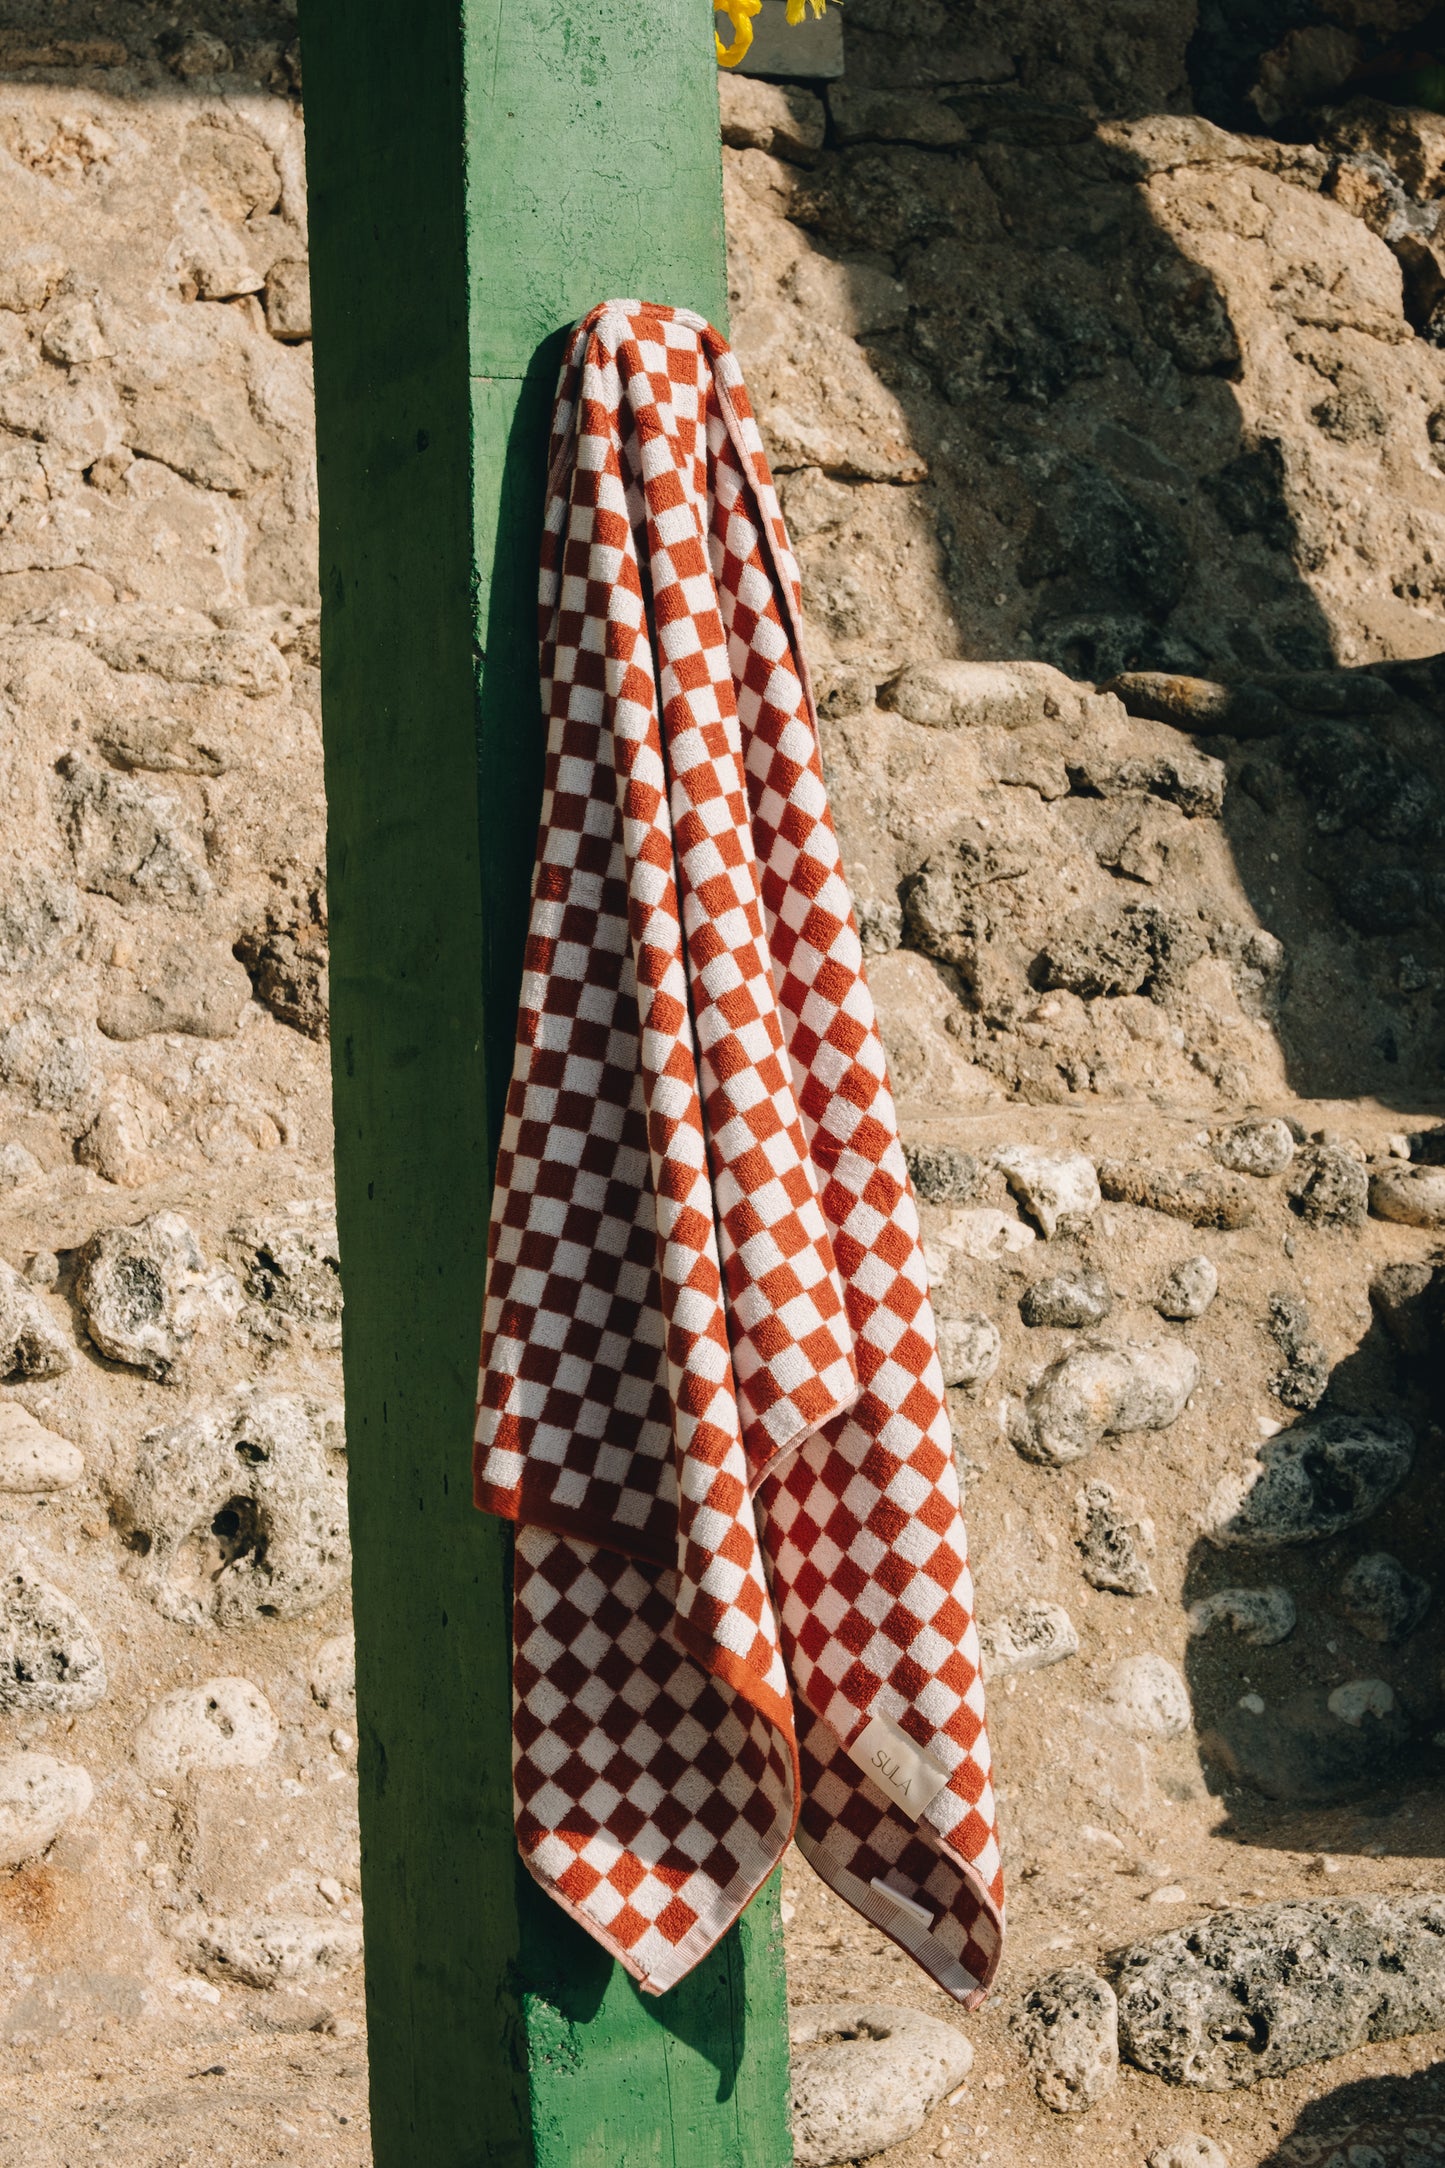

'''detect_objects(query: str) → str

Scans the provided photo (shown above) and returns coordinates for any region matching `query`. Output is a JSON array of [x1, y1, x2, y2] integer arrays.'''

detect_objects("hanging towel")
[[474, 300, 1003, 2001]]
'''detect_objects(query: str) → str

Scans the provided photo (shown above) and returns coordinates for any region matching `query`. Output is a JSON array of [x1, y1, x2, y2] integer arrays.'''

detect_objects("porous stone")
[[177, 1909, 363, 1991], [881, 657, 1080, 733], [0, 1259, 72, 1379], [1036, 903, 1205, 1002], [789, 2003, 974, 2168], [0, 1142, 42, 1189], [1116, 1898, 1445, 2089], [75, 1077, 164, 1189], [979, 1601, 1079, 1680], [96, 937, 252, 1041], [1104, 1654, 1191, 1739], [1022, 1266, 1113, 1329], [1017, 1340, 1200, 1466], [1203, 1683, 1407, 1802], [0, 1403, 83, 1491], [1288, 1142, 1368, 1227], [309, 1631, 356, 1716], [0, 873, 80, 976], [116, 1387, 349, 1628], [1098, 1161, 1254, 1229], [1149, 2137, 1230, 2168], [936, 1312, 1001, 1390], [1369, 1163, 1445, 1228], [717, 73, 825, 163], [1068, 745, 1226, 820], [232, 1202, 343, 1345], [0, 1550, 106, 1714], [75, 1211, 225, 1378], [1205, 1414, 1414, 1547], [263, 257, 311, 342], [134, 1676, 278, 1777], [0, 1750, 93, 1869], [1157, 1256, 1218, 1320], [1266, 1291, 1330, 1411], [1211, 1117, 1294, 1178], [56, 754, 211, 906], [994, 1145, 1100, 1239], [1370, 1259, 1442, 1359], [1075, 1480, 1156, 1596], [1340, 1552, 1431, 1644], [1106, 672, 1287, 737], [1011, 1969, 1119, 2114], [903, 1142, 980, 1205], [1187, 1586, 1296, 1645], [234, 922, 329, 1039], [929, 1208, 1036, 1263]]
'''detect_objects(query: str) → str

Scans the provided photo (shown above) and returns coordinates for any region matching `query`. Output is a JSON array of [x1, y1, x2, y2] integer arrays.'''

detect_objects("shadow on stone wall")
[[768, 13, 1445, 1110]]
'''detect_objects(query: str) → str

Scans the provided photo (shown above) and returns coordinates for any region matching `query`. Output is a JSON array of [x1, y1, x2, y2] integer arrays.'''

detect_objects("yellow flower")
[[715, 0, 761, 67], [716, 0, 829, 67]]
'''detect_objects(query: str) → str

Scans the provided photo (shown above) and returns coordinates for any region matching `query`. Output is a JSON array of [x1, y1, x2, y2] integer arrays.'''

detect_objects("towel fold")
[[474, 300, 1003, 2000]]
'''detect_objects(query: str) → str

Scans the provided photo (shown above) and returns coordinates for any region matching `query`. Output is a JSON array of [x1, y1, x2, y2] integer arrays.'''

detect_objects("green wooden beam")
[[300, 2, 792, 2162]]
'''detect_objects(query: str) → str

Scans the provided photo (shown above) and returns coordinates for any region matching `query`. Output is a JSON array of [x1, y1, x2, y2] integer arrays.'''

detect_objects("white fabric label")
[[870, 1877, 935, 1930], [848, 1710, 951, 1820]]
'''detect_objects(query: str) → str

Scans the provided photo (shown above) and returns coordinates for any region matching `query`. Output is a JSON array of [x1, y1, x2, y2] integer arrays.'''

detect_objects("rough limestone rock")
[[1370, 1163, 1445, 1228], [1340, 1552, 1431, 1644], [994, 1145, 1101, 1238], [1266, 1291, 1331, 1412], [1011, 1969, 1119, 2113], [1018, 1340, 1200, 1466], [1022, 1266, 1113, 1329], [1211, 1117, 1295, 1178], [176, 1909, 363, 1991], [789, 2004, 974, 2168], [0, 1402, 83, 1491], [0, 1751, 92, 1873], [134, 1677, 278, 1778], [1157, 1256, 1219, 1321], [935, 1312, 1001, 1390], [929, 1207, 1036, 1263], [1205, 1415, 1415, 1546], [0, 1551, 106, 1715], [1288, 1142, 1369, 1227], [309, 1631, 356, 1716], [903, 1142, 980, 1204], [1203, 1683, 1408, 1803], [979, 1601, 1079, 1680], [96, 936, 253, 1041], [1103, 1655, 1192, 1740], [881, 657, 1079, 733], [0, 1259, 72, 1381], [76, 1211, 229, 1378], [1370, 1258, 1442, 1359], [0, 1751, 93, 1869], [1075, 1480, 1156, 1596], [1098, 1161, 1254, 1230], [116, 1388, 349, 1628], [1187, 1586, 1296, 1646], [232, 1202, 344, 1346], [1116, 1899, 1445, 2089]]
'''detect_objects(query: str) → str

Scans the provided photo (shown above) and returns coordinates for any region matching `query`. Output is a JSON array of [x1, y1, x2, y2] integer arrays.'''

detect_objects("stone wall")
[[0, 12, 370, 2159]]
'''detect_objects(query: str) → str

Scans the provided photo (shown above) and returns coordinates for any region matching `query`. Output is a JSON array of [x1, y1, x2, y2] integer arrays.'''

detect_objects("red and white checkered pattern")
[[476, 301, 1003, 2000]]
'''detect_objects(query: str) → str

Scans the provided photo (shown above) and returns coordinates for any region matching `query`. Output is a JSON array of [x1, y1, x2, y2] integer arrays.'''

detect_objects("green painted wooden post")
[[300, 2, 793, 2163]]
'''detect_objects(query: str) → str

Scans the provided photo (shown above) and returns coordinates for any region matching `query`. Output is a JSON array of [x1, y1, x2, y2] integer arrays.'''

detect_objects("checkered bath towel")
[[474, 301, 1003, 2001]]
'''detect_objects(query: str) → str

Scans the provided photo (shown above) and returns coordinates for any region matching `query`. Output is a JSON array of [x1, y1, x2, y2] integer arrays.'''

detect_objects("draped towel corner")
[[474, 299, 1004, 2001]]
